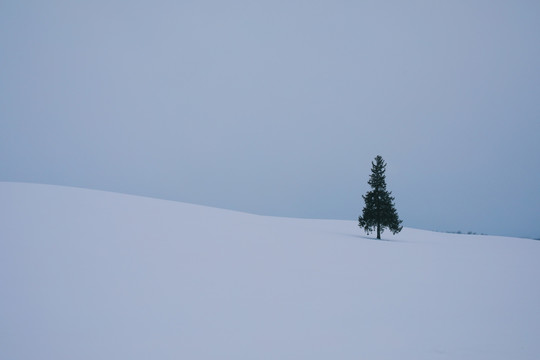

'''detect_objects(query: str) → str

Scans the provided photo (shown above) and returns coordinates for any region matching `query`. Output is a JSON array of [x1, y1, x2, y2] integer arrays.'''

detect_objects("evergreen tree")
[[358, 155, 403, 239]]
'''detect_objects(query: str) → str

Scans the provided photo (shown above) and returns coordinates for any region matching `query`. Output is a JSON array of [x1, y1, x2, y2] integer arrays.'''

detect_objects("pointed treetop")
[[368, 155, 387, 190]]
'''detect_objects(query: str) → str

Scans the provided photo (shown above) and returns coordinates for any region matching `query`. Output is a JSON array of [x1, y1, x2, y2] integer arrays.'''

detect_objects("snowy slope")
[[1, 182, 539, 360]]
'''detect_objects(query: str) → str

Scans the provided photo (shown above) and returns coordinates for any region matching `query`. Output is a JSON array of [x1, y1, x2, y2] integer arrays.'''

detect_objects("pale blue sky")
[[1, 1, 539, 238]]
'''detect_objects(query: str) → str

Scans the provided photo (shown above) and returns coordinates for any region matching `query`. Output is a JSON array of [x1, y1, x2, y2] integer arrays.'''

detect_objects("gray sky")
[[1, 1, 539, 238]]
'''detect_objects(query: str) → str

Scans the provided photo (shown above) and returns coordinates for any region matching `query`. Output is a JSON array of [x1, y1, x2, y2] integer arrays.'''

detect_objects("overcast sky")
[[1, 1, 539, 238]]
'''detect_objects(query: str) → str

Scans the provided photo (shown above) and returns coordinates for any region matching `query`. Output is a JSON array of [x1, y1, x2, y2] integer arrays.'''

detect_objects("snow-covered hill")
[[1, 182, 539, 360]]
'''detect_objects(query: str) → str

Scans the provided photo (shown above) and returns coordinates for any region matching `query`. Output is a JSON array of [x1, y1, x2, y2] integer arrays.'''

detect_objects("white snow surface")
[[1, 182, 539, 360]]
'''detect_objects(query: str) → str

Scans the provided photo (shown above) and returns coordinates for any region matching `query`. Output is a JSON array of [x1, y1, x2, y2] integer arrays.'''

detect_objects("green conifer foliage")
[[358, 155, 403, 239]]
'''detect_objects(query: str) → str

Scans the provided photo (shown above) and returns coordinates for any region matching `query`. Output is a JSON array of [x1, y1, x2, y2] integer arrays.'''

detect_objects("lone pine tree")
[[358, 155, 403, 239]]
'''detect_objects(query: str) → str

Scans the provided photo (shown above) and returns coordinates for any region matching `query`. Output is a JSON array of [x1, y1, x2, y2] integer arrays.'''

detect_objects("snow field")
[[1, 182, 539, 359]]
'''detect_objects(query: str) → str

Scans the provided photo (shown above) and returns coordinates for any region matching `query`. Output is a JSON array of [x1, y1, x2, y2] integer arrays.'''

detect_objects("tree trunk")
[[377, 223, 381, 239]]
